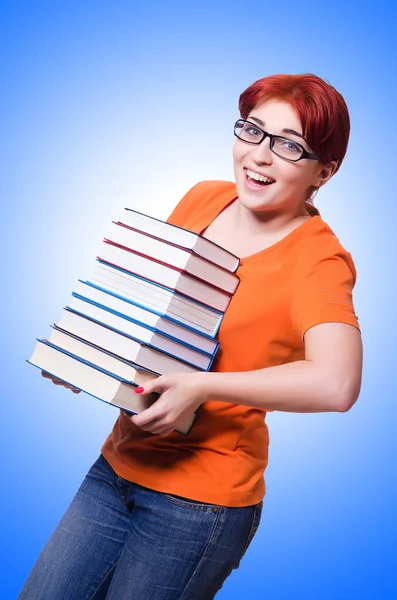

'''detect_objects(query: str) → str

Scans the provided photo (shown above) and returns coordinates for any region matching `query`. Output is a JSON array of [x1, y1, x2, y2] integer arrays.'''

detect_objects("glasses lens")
[[272, 137, 303, 160], [234, 120, 263, 143]]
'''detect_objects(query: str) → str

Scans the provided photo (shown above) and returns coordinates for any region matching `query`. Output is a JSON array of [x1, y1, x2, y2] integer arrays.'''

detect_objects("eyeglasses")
[[234, 119, 321, 162]]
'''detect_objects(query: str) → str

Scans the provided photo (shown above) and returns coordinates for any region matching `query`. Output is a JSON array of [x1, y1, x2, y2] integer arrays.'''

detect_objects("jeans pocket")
[[241, 500, 263, 557], [160, 493, 221, 512]]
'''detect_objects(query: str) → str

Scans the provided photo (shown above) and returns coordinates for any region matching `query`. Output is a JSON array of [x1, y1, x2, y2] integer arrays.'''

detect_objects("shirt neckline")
[[199, 192, 321, 266], [238, 215, 321, 265]]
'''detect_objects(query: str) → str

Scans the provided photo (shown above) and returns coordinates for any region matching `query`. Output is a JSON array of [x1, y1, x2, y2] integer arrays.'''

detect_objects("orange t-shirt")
[[101, 181, 360, 507]]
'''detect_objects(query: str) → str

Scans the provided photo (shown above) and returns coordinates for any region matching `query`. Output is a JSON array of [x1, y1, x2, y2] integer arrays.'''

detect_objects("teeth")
[[246, 169, 274, 184]]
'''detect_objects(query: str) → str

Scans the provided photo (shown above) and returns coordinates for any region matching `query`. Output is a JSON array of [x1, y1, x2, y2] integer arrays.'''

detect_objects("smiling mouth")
[[245, 168, 275, 185]]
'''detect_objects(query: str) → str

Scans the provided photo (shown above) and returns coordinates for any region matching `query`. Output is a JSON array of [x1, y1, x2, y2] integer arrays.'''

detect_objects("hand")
[[41, 370, 81, 394], [128, 372, 208, 436]]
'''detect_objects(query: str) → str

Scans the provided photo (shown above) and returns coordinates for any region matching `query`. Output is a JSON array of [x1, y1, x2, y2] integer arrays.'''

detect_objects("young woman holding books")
[[20, 73, 362, 600]]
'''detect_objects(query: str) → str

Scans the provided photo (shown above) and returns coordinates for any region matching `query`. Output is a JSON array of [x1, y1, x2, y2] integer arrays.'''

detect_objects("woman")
[[20, 73, 362, 599]]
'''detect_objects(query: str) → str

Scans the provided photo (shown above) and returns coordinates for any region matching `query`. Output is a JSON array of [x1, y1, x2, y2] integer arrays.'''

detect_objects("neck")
[[233, 199, 312, 237]]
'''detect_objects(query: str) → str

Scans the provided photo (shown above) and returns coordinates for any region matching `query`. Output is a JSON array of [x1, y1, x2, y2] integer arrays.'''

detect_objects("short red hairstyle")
[[238, 73, 350, 173]]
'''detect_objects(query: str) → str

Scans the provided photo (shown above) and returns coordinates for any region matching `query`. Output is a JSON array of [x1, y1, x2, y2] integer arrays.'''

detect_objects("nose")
[[251, 135, 273, 164]]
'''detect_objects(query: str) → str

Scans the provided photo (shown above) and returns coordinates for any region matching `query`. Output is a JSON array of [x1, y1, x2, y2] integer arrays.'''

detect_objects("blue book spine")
[[50, 326, 161, 374], [72, 289, 219, 358], [36, 338, 143, 384], [96, 259, 224, 338], [63, 308, 215, 371], [27, 340, 197, 436]]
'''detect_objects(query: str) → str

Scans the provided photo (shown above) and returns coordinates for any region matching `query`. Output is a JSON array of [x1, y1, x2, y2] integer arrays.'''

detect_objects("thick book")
[[90, 261, 224, 338], [119, 208, 240, 273], [46, 327, 161, 381], [73, 280, 219, 357], [65, 297, 214, 370], [97, 243, 233, 312], [55, 309, 201, 375], [28, 340, 195, 435], [105, 222, 240, 294]]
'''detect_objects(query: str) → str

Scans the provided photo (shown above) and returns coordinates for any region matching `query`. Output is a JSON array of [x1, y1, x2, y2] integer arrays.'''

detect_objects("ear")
[[314, 160, 338, 187]]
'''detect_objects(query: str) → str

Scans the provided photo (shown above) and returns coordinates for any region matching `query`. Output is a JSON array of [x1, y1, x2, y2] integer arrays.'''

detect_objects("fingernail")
[[134, 386, 144, 394]]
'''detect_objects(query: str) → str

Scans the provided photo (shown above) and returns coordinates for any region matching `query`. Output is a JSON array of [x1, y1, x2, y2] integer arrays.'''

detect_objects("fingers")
[[139, 420, 164, 433], [61, 382, 81, 393], [155, 428, 174, 437], [41, 371, 81, 394], [141, 419, 175, 436], [41, 371, 53, 380], [124, 412, 174, 436], [134, 375, 166, 396], [129, 403, 160, 428]]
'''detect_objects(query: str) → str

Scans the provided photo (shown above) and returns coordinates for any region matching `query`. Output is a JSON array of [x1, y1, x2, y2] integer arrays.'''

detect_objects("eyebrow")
[[249, 117, 306, 141], [282, 128, 305, 141]]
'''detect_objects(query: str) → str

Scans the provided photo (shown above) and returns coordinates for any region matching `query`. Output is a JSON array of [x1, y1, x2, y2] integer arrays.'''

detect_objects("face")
[[233, 99, 329, 216]]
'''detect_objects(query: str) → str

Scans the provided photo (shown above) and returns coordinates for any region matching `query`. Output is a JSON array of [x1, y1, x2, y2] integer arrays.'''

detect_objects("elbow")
[[330, 378, 362, 413], [335, 396, 357, 413]]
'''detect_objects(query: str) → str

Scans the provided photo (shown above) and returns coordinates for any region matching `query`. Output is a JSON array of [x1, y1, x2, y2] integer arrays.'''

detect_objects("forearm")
[[199, 360, 352, 413]]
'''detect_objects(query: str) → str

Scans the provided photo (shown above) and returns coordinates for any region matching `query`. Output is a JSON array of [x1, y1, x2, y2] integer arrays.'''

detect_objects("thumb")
[[134, 375, 167, 396]]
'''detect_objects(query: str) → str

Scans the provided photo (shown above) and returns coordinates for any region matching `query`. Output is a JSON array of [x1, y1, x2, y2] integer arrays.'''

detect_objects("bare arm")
[[130, 322, 362, 434], [198, 322, 362, 413]]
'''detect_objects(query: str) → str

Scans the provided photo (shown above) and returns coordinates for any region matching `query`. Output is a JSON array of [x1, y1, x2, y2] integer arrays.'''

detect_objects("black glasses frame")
[[234, 119, 321, 162]]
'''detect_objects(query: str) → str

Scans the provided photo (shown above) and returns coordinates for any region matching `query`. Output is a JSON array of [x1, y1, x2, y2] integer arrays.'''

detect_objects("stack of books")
[[28, 209, 240, 434]]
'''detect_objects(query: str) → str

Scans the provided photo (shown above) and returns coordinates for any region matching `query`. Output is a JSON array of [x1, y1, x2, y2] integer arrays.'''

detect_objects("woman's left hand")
[[128, 372, 208, 436]]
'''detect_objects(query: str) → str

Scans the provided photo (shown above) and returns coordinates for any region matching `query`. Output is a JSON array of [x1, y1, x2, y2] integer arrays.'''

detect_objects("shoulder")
[[295, 216, 357, 284], [290, 218, 360, 337], [178, 180, 236, 207], [167, 180, 237, 228]]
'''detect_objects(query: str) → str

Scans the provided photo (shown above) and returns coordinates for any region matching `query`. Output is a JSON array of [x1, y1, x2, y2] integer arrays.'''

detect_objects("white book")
[[73, 280, 219, 356], [97, 243, 233, 312], [66, 296, 214, 370], [28, 340, 195, 434], [104, 223, 239, 295], [90, 262, 223, 337], [55, 309, 201, 375], [120, 208, 240, 273], [47, 327, 160, 382]]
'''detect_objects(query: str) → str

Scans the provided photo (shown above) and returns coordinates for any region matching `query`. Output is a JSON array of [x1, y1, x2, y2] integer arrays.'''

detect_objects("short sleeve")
[[166, 183, 203, 228], [166, 180, 237, 230], [291, 252, 360, 341]]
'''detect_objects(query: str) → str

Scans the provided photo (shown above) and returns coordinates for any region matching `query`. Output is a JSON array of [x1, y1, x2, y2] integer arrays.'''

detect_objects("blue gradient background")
[[1, 1, 395, 598]]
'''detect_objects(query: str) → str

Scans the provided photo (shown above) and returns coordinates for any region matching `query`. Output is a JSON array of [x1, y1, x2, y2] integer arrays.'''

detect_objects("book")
[[54, 309, 202, 375], [97, 243, 233, 312], [28, 340, 195, 435], [105, 222, 240, 294], [73, 280, 219, 356], [65, 296, 215, 370], [46, 327, 160, 382], [30, 208, 241, 435], [119, 208, 239, 273], [90, 261, 224, 338]]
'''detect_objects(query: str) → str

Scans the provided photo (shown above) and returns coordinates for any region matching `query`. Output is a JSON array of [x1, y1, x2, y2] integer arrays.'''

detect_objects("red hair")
[[238, 73, 350, 173]]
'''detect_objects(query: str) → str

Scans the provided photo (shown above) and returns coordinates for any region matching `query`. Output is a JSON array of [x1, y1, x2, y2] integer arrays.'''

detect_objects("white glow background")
[[1, 1, 395, 598]]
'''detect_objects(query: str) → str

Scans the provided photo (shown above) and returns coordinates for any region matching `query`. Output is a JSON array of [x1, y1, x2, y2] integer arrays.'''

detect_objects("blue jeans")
[[19, 454, 263, 600]]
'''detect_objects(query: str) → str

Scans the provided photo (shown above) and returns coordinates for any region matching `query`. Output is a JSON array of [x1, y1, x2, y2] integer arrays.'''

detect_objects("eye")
[[243, 124, 262, 139], [273, 137, 301, 155], [281, 139, 300, 153]]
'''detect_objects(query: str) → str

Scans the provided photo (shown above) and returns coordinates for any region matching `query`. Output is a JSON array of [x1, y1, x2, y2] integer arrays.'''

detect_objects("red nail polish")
[[135, 386, 144, 394]]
